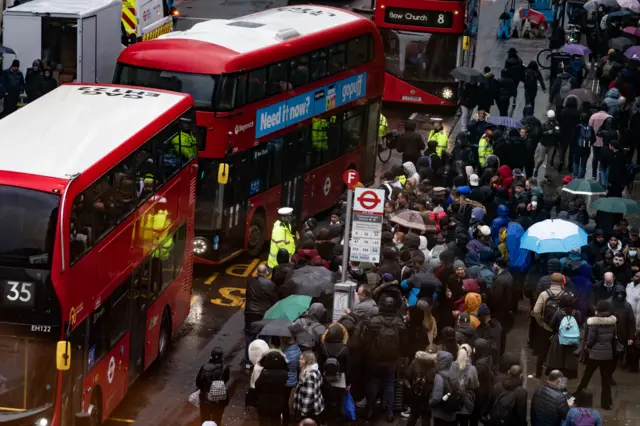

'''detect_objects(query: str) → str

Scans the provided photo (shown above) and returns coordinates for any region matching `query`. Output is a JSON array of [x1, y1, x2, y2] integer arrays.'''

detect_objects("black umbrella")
[[0, 46, 16, 55], [451, 67, 484, 84], [285, 266, 335, 297], [250, 319, 293, 337], [609, 36, 633, 50]]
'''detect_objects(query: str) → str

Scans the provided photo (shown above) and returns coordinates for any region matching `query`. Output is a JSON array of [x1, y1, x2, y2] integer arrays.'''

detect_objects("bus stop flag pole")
[[340, 169, 360, 283]]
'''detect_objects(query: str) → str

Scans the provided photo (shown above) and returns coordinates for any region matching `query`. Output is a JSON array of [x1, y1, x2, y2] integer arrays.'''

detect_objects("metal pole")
[[340, 188, 354, 283]]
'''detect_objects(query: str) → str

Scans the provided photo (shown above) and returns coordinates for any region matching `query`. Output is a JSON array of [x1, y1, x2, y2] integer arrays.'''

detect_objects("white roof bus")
[[116, 6, 385, 264], [0, 84, 198, 426]]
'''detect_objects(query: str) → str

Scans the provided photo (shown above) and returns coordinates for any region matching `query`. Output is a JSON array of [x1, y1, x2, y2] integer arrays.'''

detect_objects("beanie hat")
[[478, 303, 491, 316], [454, 260, 466, 270]]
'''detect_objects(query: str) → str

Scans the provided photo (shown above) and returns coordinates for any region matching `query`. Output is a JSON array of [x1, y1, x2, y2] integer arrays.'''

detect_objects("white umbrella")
[[520, 219, 588, 253]]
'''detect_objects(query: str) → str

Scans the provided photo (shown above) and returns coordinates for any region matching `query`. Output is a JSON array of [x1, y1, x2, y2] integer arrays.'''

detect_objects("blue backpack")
[[577, 124, 594, 149], [558, 313, 580, 345], [569, 58, 583, 78]]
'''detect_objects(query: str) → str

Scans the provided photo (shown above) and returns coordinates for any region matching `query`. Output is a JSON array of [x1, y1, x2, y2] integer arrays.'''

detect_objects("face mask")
[[604, 281, 614, 288], [631, 251, 637, 257]]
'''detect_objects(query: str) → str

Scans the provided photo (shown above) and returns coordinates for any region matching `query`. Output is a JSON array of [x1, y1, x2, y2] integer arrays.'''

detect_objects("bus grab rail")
[[60, 173, 81, 274]]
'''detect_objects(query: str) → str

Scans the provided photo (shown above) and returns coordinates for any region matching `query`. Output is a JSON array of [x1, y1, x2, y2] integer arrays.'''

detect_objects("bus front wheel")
[[247, 213, 266, 257]]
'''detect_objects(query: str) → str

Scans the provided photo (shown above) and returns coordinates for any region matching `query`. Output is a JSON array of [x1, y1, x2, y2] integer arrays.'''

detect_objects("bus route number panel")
[[384, 7, 454, 29]]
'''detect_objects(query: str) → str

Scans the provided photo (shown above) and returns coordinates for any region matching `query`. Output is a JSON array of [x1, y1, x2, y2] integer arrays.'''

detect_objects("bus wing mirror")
[[217, 163, 229, 185], [56, 341, 71, 371], [463, 36, 470, 51]]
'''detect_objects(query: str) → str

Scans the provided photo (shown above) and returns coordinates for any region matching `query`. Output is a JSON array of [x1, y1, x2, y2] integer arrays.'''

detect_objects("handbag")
[[188, 390, 200, 407], [207, 380, 227, 402], [344, 389, 356, 421]]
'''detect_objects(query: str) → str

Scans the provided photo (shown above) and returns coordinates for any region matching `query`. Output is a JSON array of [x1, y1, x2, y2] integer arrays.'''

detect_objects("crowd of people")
[[1, 58, 58, 117]]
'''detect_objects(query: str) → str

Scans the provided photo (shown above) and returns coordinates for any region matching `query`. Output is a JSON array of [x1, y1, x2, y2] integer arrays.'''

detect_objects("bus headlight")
[[193, 237, 209, 255], [36, 419, 48, 426], [442, 88, 454, 99]]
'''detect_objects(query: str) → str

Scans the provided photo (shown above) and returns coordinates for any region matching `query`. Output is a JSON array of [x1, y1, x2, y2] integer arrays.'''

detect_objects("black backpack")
[[411, 373, 428, 398], [543, 289, 565, 325], [439, 374, 464, 412], [322, 346, 346, 383], [489, 390, 516, 425], [372, 316, 401, 361]]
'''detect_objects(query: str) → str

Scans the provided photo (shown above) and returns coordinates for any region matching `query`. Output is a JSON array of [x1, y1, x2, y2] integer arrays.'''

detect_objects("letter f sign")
[[343, 169, 360, 189]]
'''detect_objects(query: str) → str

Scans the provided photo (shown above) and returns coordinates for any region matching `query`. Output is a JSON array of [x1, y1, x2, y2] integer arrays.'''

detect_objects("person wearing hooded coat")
[[453, 279, 482, 328], [255, 349, 290, 424], [504, 48, 525, 88], [603, 87, 621, 115], [608, 284, 635, 370], [317, 323, 349, 425], [451, 344, 479, 426], [490, 365, 528, 426], [430, 351, 459, 426], [41, 67, 58, 95], [549, 68, 579, 112], [545, 293, 581, 379], [574, 300, 617, 409], [455, 313, 477, 346], [523, 60, 546, 107], [291, 303, 327, 351], [405, 350, 437, 426], [196, 347, 230, 424], [494, 69, 517, 116], [490, 205, 511, 246]]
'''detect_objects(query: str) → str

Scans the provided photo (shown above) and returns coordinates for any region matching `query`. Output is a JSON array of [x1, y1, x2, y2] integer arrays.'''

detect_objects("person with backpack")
[[562, 400, 603, 426], [549, 67, 578, 113], [596, 49, 622, 98], [574, 301, 617, 410], [531, 370, 573, 426], [524, 61, 546, 108], [568, 55, 588, 87], [317, 323, 349, 425], [573, 113, 595, 178], [589, 107, 613, 181], [290, 303, 327, 351], [195, 347, 231, 424], [430, 351, 462, 426], [532, 273, 567, 378], [504, 48, 525, 90], [546, 293, 582, 379], [451, 344, 479, 426], [256, 350, 291, 426], [404, 350, 437, 426], [364, 295, 406, 422], [488, 364, 528, 426], [534, 110, 561, 179]]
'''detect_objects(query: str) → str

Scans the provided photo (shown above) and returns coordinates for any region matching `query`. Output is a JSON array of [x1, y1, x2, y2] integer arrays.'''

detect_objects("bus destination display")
[[2, 280, 35, 307], [384, 7, 453, 28]]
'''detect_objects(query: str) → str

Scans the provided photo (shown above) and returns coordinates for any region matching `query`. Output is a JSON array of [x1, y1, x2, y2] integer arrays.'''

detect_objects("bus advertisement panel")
[[115, 5, 385, 264], [374, 0, 479, 106]]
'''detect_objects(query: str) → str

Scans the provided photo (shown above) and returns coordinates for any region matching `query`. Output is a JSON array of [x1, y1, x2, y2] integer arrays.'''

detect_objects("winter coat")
[[611, 262, 633, 287], [589, 111, 613, 147], [456, 318, 477, 346], [378, 259, 402, 283], [405, 351, 437, 407], [524, 62, 546, 92], [430, 351, 458, 422], [294, 364, 324, 417], [491, 205, 511, 246], [491, 375, 528, 426], [42, 69, 57, 95], [545, 308, 581, 376], [490, 270, 513, 327], [585, 312, 617, 361], [541, 119, 561, 147], [254, 350, 289, 415], [283, 344, 301, 387], [536, 259, 575, 296], [476, 319, 503, 361], [603, 88, 621, 115], [522, 115, 543, 145], [533, 283, 565, 331], [249, 339, 270, 388], [626, 282, 640, 333], [397, 131, 426, 164], [352, 298, 379, 319], [290, 303, 327, 350], [549, 72, 578, 107], [272, 262, 294, 289], [318, 323, 350, 379], [245, 276, 278, 316], [196, 348, 230, 400], [450, 348, 479, 415], [25, 67, 43, 101], [562, 407, 603, 426], [473, 339, 496, 415], [608, 284, 635, 344], [530, 383, 571, 426], [504, 51, 525, 84], [559, 96, 581, 144], [495, 75, 517, 102], [2, 68, 24, 96]]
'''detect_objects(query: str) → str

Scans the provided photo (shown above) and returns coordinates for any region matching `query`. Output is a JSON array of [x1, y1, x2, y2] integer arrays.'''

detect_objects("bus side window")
[[267, 61, 290, 96], [328, 44, 346, 75], [310, 50, 328, 81], [289, 56, 309, 88], [367, 33, 375, 62], [235, 73, 247, 108], [217, 75, 237, 110], [111, 156, 136, 221], [87, 304, 108, 369], [347, 37, 369, 68], [341, 107, 364, 154], [108, 281, 131, 346], [246, 68, 266, 103], [133, 141, 156, 203], [268, 138, 284, 187], [70, 196, 92, 264], [173, 224, 187, 277]]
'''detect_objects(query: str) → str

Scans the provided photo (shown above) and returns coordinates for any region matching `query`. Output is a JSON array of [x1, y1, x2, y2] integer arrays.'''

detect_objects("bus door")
[[129, 264, 148, 383], [280, 130, 305, 226], [224, 151, 250, 252], [61, 321, 87, 426]]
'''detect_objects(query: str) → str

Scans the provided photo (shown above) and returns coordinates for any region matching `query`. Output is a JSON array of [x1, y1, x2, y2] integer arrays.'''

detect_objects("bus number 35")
[[6, 281, 33, 302]]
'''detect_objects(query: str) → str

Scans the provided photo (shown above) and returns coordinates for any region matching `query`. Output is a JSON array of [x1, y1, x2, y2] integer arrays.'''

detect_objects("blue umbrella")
[[609, 9, 635, 19], [486, 116, 522, 128], [562, 44, 591, 55], [625, 45, 640, 60], [520, 219, 588, 253]]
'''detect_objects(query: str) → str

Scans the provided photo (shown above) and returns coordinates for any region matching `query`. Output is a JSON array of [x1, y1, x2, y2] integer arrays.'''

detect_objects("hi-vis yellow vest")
[[268, 220, 295, 268]]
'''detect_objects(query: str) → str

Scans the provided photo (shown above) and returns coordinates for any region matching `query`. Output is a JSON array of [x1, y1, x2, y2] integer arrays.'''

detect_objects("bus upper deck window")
[[289, 56, 309, 88], [328, 44, 346, 75], [310, 50, 328, 81], [247, 68, 266, 103]]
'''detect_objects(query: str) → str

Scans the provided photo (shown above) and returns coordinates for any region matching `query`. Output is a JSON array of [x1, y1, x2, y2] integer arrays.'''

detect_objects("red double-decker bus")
[[114, 5, 385, 264], [374, 0, 479, 106], [0, 84, 197, 426]]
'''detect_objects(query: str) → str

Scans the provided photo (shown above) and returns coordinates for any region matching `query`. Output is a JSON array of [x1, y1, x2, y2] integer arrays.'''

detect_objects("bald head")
[[256, 264, 268, 277], [604, 272, 614, 284], [508, 364, 523, 378]]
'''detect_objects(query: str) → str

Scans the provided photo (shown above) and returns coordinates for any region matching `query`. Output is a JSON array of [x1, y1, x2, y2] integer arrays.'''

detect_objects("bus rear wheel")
[[247, 214, 266, 257]]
